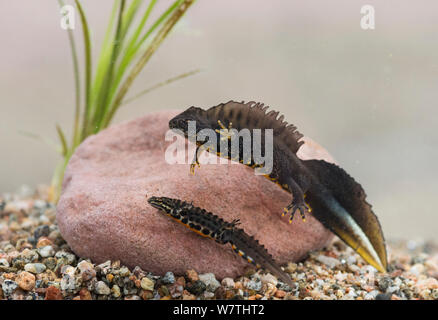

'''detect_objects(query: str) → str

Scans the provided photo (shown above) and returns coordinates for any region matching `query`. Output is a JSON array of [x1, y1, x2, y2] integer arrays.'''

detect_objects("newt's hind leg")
[[282, 177, 311, 223]]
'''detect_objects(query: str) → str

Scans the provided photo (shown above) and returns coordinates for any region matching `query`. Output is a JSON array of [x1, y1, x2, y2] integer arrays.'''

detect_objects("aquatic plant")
[[50, 0, 197, 202]]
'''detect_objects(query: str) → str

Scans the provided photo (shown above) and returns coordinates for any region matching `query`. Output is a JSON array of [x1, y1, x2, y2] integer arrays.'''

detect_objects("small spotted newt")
[[147, 196, 294, 287]]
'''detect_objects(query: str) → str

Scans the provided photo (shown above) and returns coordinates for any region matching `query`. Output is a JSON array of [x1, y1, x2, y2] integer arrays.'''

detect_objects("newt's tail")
[[230, 228, 294, 287], [304, 160, 387, 273]]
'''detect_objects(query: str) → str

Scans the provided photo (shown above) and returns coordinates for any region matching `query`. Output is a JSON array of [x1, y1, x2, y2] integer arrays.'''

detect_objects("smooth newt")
[[148, 196, 294, 287]]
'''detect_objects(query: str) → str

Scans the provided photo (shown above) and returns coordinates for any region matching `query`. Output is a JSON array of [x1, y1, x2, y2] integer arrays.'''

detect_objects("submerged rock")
[[56, 110, 334, 279]]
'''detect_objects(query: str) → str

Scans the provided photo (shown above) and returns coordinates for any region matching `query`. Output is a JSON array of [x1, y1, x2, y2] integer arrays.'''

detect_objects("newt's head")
[[148, 196, 175, 213], [169, 107, 211, 138]]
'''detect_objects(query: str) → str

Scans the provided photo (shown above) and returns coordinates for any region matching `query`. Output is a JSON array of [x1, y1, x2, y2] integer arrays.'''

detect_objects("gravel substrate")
[[1, 186, 437, 300]]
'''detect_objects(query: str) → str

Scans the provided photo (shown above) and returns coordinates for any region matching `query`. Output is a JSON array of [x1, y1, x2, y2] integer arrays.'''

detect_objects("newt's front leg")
[[282, 177, 311, 222], [190, 143, 210, 175], [215, 119, 235, 142]]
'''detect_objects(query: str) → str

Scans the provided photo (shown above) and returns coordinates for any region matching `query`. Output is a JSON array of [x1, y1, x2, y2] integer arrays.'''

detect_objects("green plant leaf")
[[121, 69, 200, 105], [51, 0, 197, 202], [58, 0, 82, 147], [18, 130, 62, 155], [133, 0, 184, 53], [120, 0, 143, 39], [75, 0, 93, 139], [107, 0, 181, 117], [92, 0, 126, 133], [124, 0, 157, 56], [101, 0, 196, 128], [91, 0, 120, 119], [56, 124, 69, 157]]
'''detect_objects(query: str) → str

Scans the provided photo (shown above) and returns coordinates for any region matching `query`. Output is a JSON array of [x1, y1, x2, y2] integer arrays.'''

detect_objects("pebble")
[[94, 281, 111, 295], [15, 271, 36, 291], [260, 273, 278, 286], [18, 249, 39, 263], [409, 263, 425, 277], [415, 277, 438, 291], [77, 260, 96, 281], [245, 279, 262, 291], [24, 263, 46, 274], [316, 255, 341, 269], [187, 280, 206, 295], [55, 251, 76, 265], [118, 266, 130, 277], [221, 277, 235, 288], [140, 277, 155, 291], [203, 291, 215, 299], [45, 285, 63, 300], [364, 290, 380, 300], [375, 292, 392, 300], [162, 271, 175, 284], [387, 285, 400, 294], [361, 265, 377, 274], [79, 288, 92, 300], [275, 290, 286, 298], [346, 255, 357, 265], [186, 269, 199, 282], [36, 237, 53, 248], [176, 276, 186, 287], [60, 274, 76, 292], [3, 244, 15, 253], [169, 284, 184, 298], [132, 266, 147, 279], [37, 245, 55, 258], [285, 262, 298, 273], [2, 279, 18, 296], [348, 264, 361, 273], [34, 225, 50, 240], [199, 273, 221, 292], [43, 257, 57, 270], [0, 258, 10, 267], [378, 276, 392, 291], [182, 291, 196, 300], [111, 284, 121, 298]]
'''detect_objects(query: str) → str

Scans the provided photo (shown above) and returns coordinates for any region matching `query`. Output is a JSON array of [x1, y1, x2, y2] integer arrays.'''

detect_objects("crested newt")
[[168, 100, 387, 273]]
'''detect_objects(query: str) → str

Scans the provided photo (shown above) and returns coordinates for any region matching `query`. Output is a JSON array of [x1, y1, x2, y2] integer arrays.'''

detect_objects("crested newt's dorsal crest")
[[168, 100, 388, 273]]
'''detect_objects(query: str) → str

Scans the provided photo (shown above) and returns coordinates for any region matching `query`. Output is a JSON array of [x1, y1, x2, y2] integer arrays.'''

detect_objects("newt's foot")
[[190, 161, 200, 175], [282, 201, 311, 223], [215, 120, 235, 142]]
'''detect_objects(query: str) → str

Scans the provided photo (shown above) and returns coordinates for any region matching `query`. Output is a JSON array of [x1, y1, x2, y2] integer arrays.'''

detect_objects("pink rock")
[[56, 110, 335, 279]]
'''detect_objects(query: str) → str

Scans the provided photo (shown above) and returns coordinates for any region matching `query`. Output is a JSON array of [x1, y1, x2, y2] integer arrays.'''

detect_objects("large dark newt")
[[168, 100, 387, 272], [147, 196, 294, 287]]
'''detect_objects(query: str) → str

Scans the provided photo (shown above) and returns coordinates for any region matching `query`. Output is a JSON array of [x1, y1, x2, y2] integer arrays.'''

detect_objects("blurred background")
[[0, 1, 437, 240]]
